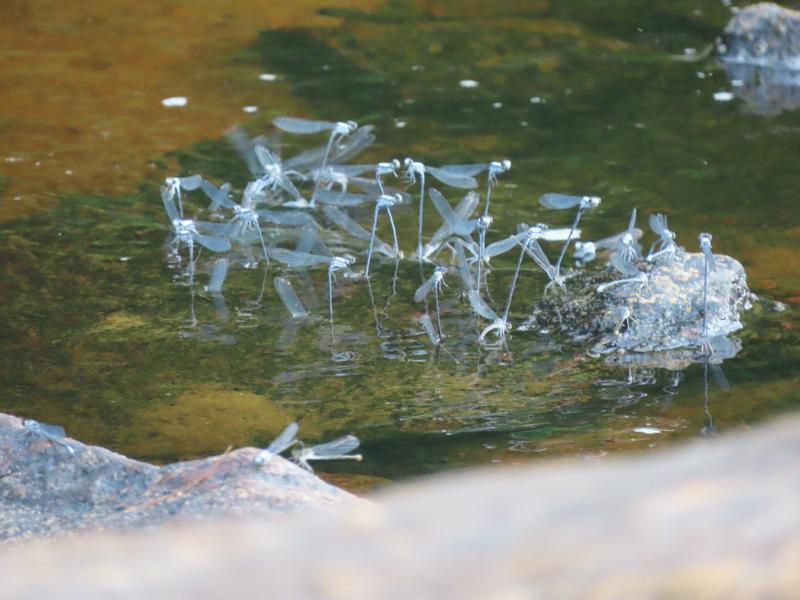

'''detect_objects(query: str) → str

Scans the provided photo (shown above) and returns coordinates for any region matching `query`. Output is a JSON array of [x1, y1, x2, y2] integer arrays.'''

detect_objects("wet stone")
[[718, 3, 800, 115], [523, 250, 752, 359], [0, 413, 362, 543], [720, 2, 800, 67]]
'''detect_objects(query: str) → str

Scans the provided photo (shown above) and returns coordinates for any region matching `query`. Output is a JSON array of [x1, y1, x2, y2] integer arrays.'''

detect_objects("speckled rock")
[[718, 3, 800, 115], [1, 414, 799, 599], [0, 413, 362, 543], [523, 249, 752, 360], [720, 3, 800, 67]]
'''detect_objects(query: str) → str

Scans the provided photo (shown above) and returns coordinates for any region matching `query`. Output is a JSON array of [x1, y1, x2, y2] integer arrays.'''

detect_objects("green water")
[[1, 0, 799, 485]]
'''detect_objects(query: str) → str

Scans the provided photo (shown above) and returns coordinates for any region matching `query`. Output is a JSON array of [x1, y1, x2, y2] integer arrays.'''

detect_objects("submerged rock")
[[524, 250, 752, 362], [0, 413, 361, 543]]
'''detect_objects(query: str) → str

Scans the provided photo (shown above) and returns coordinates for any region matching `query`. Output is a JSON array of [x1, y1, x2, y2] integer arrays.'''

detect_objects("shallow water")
[[1, 0, 799, 488]]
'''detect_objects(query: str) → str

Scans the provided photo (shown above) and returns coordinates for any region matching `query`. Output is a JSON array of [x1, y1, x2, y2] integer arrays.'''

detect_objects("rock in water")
[[720, 2, 800, 68], [525, 250, 752, 360], [0, 413, 362, 543], [718, 4, 800, 115]]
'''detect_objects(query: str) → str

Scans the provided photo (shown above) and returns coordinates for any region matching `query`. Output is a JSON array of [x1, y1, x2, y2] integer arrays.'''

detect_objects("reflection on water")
[[0, 0, 378, 221], [721, 60, 800, 116], [0, 0, 799, 486]]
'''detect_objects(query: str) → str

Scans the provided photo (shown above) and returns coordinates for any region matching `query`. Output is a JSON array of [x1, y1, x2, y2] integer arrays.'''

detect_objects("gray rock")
[[716, 4, 800, 115], [1, 414, 799, 598], [523, 250, 751, 363], [720, 2, 800, 67], [0, 413, 361, 543]]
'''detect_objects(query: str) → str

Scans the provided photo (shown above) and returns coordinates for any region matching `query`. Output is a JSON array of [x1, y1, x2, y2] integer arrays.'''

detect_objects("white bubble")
[[634, 427, 661, 435], [161, 96, 188, 107], [492, 102, 503, 109], [529, 96, 545, 104], [713, 91, 734, 102], [258, 73, 278, 82], [459, 79, 479, 88], [242, 106, 258, 114]]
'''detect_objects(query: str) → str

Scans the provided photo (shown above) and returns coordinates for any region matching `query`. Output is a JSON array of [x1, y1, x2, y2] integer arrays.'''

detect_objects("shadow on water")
[[1, 0, 799, 486]]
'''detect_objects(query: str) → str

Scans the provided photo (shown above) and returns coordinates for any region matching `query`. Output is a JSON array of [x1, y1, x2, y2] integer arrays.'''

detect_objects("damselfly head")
[[403, 158, 424, 178], [175, 219, 195, 233], [582, 196, 602, 210], [490, 159, 511, 173], [376, 161, 399, 177], [335, 120, 358, 135], [699, 232, 713, 249], [574, 241, 597, 260], [478, 215, 493, 228], [518, 222, 548, 235], [376, 194, 397, 207]]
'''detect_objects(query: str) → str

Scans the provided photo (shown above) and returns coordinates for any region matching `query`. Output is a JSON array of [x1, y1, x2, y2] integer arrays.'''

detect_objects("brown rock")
[[2, 414, 799, 598], [0, 413, 361, 543]]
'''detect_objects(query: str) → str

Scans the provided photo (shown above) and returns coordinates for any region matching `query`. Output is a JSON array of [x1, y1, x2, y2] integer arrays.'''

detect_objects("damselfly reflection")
[[274, 277, 309, 319]]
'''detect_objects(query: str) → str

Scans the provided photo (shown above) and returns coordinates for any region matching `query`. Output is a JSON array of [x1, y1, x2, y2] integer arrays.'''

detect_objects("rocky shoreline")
[[0, 413, 361, 543]]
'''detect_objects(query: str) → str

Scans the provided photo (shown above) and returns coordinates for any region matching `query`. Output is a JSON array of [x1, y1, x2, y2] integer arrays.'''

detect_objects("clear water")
[[1, 0, 798, 489]]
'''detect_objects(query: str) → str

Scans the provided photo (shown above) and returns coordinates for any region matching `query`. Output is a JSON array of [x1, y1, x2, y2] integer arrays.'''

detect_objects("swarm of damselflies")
[[160, 115, 721, 353]]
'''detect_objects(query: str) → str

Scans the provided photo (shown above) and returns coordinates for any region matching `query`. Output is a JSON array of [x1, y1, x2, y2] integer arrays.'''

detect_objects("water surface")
[[1, 0, 798, 488]]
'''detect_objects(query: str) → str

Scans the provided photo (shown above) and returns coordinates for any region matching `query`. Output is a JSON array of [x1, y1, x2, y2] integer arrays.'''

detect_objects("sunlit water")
[[1, 0, 798, 488]]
